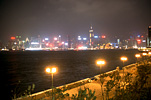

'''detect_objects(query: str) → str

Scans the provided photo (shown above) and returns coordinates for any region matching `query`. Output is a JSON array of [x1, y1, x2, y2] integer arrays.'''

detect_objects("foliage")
[[11, 83, 35, 99], [45, 86, 69, 100], [108, 60, 151, 100], [71, 87, 96, 100]]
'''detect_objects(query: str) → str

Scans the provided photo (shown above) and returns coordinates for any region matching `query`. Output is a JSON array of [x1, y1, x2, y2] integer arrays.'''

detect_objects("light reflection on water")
[[0, 49, 139, 99]]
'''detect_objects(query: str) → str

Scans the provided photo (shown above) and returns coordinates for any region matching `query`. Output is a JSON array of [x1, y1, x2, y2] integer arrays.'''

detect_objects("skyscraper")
[[147, 26, 151, 48], [89, 25, 94, 47]]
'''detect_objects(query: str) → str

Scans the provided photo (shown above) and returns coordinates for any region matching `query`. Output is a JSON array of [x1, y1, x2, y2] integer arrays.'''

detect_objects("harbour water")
[[0, 49, 139, 99]]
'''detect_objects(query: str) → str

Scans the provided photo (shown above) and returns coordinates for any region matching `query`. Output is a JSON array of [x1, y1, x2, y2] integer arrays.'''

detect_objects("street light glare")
[[46, 68, 51, 73], [135, 54, 141, 58], [46, 67, 57, 73], [96, 60, 105, 65], [52, 68, 56, 73], [120, 57, 128, 61], [148, 52, 151, 55], [142, 53, 147, 56]]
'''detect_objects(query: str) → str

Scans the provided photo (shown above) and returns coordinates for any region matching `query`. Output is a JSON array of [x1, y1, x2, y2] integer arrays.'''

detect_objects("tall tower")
[[147, 26, 151, 48], [89, 25, 94, 47]]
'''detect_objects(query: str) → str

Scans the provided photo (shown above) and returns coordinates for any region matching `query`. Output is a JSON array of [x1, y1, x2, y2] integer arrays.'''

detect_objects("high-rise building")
[[146, 26, 151, 48], [89, 25, 94, 47]]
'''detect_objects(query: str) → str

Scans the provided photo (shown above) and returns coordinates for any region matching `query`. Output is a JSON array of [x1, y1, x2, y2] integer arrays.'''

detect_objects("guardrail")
[[16, 63, 136, 100]]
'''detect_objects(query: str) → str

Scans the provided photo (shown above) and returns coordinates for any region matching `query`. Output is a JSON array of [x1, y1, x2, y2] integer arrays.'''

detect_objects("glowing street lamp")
[[148, 52, 151, 56], [135, 54, 141, 65], [142, 53, 148, 60], [96, 59, 105, 100], [135, 54, 141, 58], [45, 67, 57, 100], [120, 56, 128, 77], [120, 56, 128, 67], [96, 60, 106, 74], [96, 60, 105, 66], [142, 53, 147, 56], [135, 54, 141, 61]]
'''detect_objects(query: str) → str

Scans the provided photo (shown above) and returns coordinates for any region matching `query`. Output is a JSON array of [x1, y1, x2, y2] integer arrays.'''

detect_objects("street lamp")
[[96, 59, 105, 100], [135, 54, 141, 61], [142, 52, 147, 56], [96, 60, 106, 74], [45, 67, 57, 100], [135, 54, 141, 66], [142, 52, 147, 60], [120, 56, 128, 77], [135, 54, 141, 58], [120, 56, 128, 67], [148, 52, 151, 56]]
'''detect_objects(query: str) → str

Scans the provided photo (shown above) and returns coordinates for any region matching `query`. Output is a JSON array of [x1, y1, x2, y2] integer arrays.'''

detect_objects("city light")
[[83, 38, 87, 40], [78, 37, 82, 40], [2, 26, 148, 51], [78, 46, 87, 50], [31, 42, 39, 44], [62, 42, 65, 44], [45, 38, 49, 40], [22, 40, 25, 43], [94, 36, 98, 38], [137, 35, 140, 37], [78, 36, 81, 40], [142, 40, 146, 42], [54, 37, 57, 40], [102, 35, 106, 38], [137, 39, 141, 44], [65, 43, 68, 46], [46, 43, 49, 46], [11, 37, 16, 40]]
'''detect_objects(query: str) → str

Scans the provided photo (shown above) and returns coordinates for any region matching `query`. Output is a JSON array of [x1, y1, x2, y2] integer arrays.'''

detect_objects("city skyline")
[[0, 0, 151, 44]]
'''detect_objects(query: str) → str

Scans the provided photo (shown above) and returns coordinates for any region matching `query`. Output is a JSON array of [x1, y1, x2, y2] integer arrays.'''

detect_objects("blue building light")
[[137, 35, 140, 37], [78, 37, 82, 40], [94, 36, 98, 38], [83, 38, 87, 40], [45, 38, 49, 40]]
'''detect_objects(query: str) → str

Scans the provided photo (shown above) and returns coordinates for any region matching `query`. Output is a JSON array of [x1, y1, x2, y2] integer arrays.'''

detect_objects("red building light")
[[137, 39, 141, 44], [11, 37, 16, 40], [102, 35, 106, 38]]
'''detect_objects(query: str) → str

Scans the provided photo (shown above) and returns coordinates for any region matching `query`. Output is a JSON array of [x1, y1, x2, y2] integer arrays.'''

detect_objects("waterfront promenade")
[[64, 64, 137, 100], [18, 63, 138, 100]]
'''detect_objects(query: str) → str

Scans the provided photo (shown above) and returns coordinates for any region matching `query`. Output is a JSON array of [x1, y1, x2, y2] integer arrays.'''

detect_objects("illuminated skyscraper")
[[89, 25, 94, 47], [147, 26, 151, 48]]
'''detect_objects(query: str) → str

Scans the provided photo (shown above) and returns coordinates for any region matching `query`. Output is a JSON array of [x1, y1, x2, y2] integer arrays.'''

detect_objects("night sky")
[[0, 0, 151, 44]]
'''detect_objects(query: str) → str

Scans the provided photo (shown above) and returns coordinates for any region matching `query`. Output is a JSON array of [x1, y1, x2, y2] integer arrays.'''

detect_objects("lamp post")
[[135, 54, 141, 62], [135, 54, 141, 66], [148, 52, 151, 57], [120, 57, 128, 67], [120, 56, 128, 77], [46, 67, 56, 100], [96, 59, 105, 100], [142, 52, 147, 60], [96, 60, 106, 74]]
